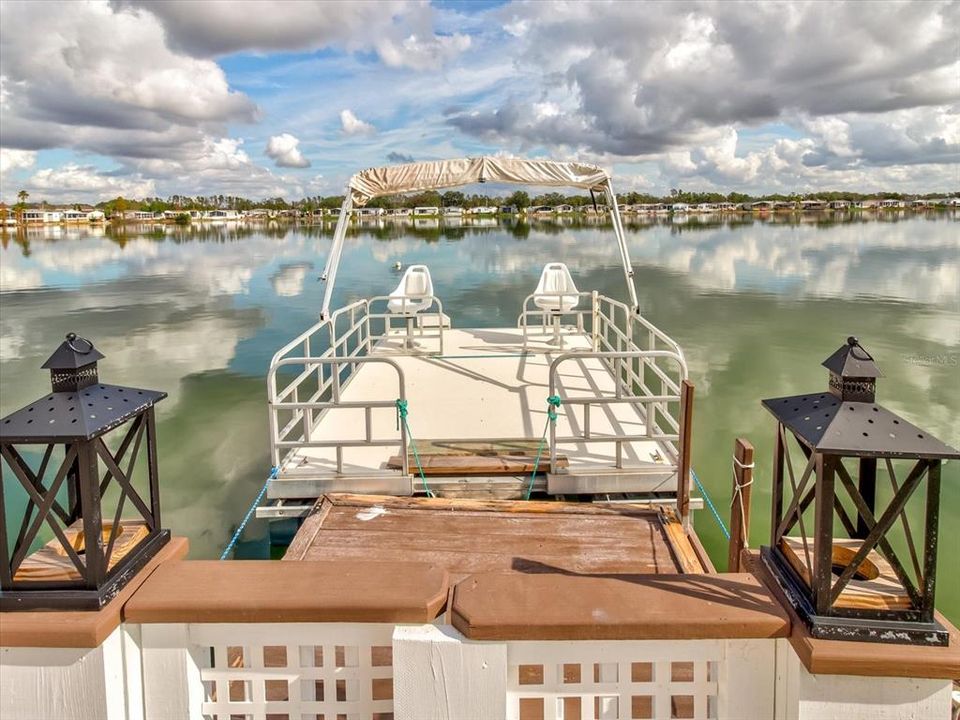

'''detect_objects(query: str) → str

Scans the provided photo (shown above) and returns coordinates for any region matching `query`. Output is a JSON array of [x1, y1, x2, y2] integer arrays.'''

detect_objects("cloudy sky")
[[0, 0, 957, 203]]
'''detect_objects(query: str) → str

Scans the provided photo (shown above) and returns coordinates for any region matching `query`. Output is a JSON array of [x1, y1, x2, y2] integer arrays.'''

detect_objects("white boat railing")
[[267, 298, 444, 472], [269, 292, 687, 496], [548, 349, 687, 473], [520, 292, 688, 474]]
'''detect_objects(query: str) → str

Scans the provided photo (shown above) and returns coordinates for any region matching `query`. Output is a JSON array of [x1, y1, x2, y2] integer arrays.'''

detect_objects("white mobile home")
[[413, 206, 440, 217], [207, 209, 239, 219], [61, 210, 89, 223], [21, 210, 62, 224]]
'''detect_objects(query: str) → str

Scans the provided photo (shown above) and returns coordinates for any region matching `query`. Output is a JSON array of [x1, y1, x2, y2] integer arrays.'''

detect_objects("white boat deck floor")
[[286, 327, 675, 482]]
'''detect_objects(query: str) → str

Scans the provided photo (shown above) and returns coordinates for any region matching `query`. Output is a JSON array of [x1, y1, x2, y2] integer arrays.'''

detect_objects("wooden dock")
[[285, 494, 709, 580]]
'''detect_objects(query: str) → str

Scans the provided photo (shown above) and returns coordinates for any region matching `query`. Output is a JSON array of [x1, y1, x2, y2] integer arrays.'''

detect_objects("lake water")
[[1, 212, 957, 623]]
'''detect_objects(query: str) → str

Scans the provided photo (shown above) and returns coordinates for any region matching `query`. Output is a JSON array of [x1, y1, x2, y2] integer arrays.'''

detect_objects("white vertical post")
[[320, 193, 354, 320], [0, 626, 138, 720], [604, 180, 639, 312], [139, 623, 206, 720], [774, 642, 954, 720], [393, 624, 507, 720]]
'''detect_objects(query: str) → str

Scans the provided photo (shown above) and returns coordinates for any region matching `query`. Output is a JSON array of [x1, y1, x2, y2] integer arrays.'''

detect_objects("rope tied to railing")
[[220, 466, 278, 560], [396, 398, 434, 498], [731, 456, 755, 548], [691, 468, 731, 541], [524, 395, 562, 501]]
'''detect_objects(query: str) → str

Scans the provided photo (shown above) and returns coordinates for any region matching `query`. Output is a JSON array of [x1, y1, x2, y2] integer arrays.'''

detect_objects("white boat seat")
[[533, 262, 579, 313], [388, 264, 435, 314]]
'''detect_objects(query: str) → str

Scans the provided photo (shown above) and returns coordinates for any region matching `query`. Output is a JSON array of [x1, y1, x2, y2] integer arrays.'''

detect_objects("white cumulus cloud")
[[115, 0, 471, 70], [265, 133, 311, 168], [340, 109, 376, 136], [24, 164, 157, 201]]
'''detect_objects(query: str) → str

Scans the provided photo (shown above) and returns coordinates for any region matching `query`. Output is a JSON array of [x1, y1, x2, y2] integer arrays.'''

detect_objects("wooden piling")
[[677, 380, 694, 528], [727, 437, 755, 572]]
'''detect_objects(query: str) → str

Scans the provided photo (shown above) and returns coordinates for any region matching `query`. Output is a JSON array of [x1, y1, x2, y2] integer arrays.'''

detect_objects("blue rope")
[[524, 395, 562, 500], [691, 468, 730, 540], [220, 466, 278, 560], [396, 399, 435, 497]]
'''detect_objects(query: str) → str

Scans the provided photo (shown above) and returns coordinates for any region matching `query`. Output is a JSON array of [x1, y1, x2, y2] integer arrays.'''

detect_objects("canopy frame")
[[319, 156, 638, 319]]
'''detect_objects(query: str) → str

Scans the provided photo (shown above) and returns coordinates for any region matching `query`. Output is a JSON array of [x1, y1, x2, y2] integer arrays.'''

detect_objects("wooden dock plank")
[[386, 452, 569, 475]]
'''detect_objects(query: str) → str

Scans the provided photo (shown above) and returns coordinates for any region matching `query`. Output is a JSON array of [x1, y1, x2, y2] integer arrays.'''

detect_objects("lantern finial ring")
[[65, 333, 94, 354]]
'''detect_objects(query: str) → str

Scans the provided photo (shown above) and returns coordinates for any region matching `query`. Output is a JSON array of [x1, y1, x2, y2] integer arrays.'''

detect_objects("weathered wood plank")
[[661, 508, 704, 573], [327, 493, 661, 517], [386, 453, 569, 475], [284, 497, 332, 561]]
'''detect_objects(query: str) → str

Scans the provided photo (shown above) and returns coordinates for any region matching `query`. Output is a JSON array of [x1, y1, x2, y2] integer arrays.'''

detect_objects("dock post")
[[678, 380, 694, 528], [727, 437, 755, 572]]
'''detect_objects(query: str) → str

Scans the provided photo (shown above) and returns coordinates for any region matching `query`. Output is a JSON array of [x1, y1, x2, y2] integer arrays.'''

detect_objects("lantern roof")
[[41, 333, 105, 370], [821, 336, 882, 378], [0, 383, 166, 443], [761, 392, 959, 459]]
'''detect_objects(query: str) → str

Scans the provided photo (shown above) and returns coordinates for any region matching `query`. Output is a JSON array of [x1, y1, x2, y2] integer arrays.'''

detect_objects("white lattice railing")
[[6, 621, 951, 720], [506, 640, 722, 720], [141, 623, 397, 720]]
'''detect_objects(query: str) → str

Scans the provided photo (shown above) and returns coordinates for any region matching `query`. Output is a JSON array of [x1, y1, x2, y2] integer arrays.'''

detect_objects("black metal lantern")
[[760, 337, 958, 645], [0, 334, 169, 610], [42, 332, 105, 392]]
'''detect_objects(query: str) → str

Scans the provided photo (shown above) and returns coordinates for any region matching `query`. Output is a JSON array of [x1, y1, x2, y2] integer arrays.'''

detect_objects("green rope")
[[396, 399, 434, 497], [524, 395, 562, 500]]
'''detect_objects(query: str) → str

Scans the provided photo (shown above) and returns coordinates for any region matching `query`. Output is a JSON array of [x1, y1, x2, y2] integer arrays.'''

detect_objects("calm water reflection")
[[1, 214, 957, 621]]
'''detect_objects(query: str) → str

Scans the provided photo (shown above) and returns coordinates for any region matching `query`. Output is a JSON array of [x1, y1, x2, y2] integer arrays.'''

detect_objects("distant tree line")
[[5, 187, 957, 217]]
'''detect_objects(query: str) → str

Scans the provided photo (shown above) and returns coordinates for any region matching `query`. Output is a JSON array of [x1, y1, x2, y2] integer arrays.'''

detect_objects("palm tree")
[[15, 189, 29, 224]]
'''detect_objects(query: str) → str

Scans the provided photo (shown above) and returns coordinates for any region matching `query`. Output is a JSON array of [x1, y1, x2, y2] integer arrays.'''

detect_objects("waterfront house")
[[466, 205, 498, 215], [499, 205, 518, 214], [800, 199, 826, 211], [910, 199, 929, 208], [829, 200, 851, 210], [695, 203, 716, 213], [61, 210, 90, 223], [122, 210, 156, 221], [355, 207, 384, 218], [442, 206, 463, 217], [555, 203, 575, 214], [851, 199, 879, 209], [22, 210, 63, 224], [527, 205, 554, 215], [207, 209, 239, 220], [718, 202, 738, 212], [879, 199, 905, 208], [670, 202, 690, 213], [413, 206, 440, 217]]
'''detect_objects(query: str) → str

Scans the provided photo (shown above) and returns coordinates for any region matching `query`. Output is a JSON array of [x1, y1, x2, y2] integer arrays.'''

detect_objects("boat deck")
[[270, 326, 678, 500], [285, 494, 707, 581]]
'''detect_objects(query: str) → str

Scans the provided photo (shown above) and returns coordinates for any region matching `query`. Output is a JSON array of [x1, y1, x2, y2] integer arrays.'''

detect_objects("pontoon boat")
[[261, 157, 698, 522]]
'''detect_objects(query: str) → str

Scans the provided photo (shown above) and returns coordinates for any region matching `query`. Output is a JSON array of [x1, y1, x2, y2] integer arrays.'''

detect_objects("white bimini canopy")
[[348, 156, 610, 207], [320, 155, 638, 319]]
